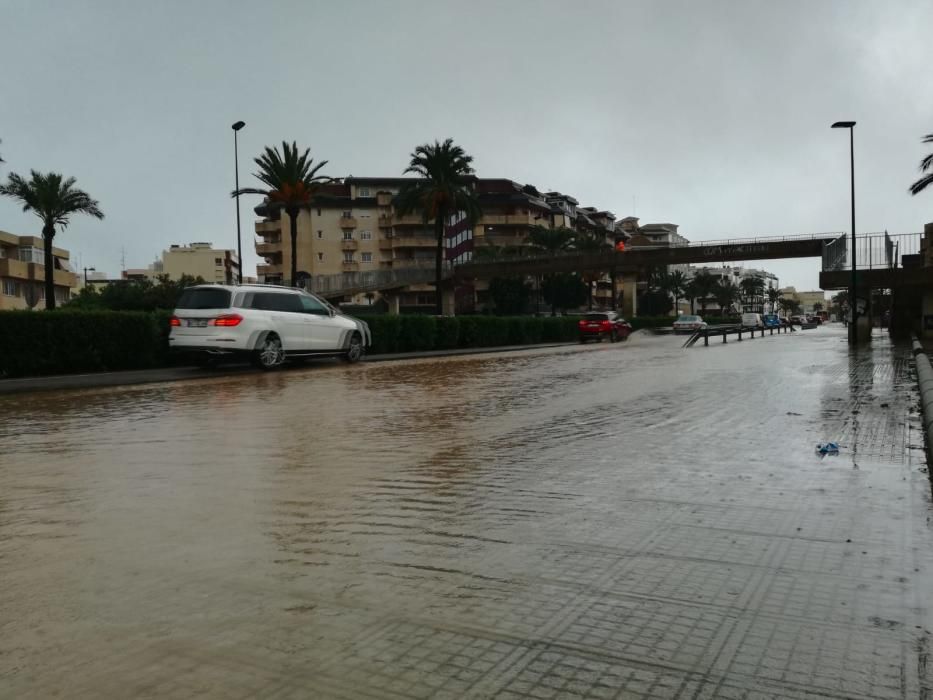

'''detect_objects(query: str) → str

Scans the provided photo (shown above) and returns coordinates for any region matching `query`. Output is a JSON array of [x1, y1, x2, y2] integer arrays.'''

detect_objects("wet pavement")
[[1, 325, 931, 699]]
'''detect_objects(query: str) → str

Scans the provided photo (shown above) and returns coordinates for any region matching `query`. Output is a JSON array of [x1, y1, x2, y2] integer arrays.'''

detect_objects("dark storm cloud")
[[1, 0, 931, 290]]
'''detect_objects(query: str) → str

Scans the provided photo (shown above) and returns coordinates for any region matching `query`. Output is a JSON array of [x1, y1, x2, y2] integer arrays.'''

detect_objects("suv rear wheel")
[[253, 333, 285, 370]]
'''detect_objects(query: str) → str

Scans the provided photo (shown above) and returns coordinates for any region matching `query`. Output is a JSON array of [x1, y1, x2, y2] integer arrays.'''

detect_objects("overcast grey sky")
[[2, 0, 932, 291]]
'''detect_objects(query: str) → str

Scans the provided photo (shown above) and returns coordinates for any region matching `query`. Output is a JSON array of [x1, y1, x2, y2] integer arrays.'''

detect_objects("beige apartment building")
[[253, 177, 620, 310], [161, 242, 239, 283], [0, 230, 77, 310], [782, 287, 828, 313]]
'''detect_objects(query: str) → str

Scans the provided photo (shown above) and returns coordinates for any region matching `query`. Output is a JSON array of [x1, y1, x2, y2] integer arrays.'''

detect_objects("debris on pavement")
[[816, 442, 840, 456]]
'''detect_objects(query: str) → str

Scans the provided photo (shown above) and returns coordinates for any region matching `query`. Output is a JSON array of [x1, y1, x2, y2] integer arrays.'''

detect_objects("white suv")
[[169, 284, 371, 369]]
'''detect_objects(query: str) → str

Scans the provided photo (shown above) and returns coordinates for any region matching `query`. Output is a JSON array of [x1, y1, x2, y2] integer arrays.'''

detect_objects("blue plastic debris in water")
[[816, 442, 840, 456]]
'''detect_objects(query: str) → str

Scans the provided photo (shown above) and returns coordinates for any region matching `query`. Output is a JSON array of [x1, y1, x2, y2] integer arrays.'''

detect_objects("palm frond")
[[909, 172, 933, 196]]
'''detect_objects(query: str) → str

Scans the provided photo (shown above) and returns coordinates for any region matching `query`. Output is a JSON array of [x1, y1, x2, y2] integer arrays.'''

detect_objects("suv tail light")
[[600, 320, 612, 330], [170, 316, 181, 327], [212, 314, 243, 327], [578, 320, 587, 327]]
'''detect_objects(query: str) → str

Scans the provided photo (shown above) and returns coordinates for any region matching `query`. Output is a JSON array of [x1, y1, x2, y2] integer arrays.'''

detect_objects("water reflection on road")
[[2, 326, 931, 698]]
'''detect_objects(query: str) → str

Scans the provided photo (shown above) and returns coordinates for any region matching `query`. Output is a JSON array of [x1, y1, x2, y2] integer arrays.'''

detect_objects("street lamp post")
[[83, 266, 95, 288], [831, 121, 856, 343], [232, 120, 246, 284]]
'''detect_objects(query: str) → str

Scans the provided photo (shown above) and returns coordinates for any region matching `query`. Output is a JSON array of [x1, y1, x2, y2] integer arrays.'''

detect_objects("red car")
[[578, 312, 633, 343]]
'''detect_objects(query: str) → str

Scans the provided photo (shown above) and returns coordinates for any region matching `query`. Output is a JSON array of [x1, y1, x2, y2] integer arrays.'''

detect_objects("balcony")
[[255, 220, 281, 233], [0, 257, 29, 279], [376, 192, 393, 206], [339, 216, 357, 229], [378, 237, 394, 250], [342, 261, 360, 272], [377, 215, 393, 228], [481, 213, 536, 227], [341, 239, 359, 251], [257, 263, 282, 276], [392, 236, 435, 248], [255, 242, 282, 256], [391, 213, 427, 227]]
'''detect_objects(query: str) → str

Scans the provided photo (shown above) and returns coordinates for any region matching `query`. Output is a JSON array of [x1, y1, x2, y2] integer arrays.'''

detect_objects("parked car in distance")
[[169, 284, 371, 369], [578, 312, 632, 343], [790, 315, 806, 325], [741, 312, 764, 328], [672, 314, 707, 333], [762, 314, 782, 328]]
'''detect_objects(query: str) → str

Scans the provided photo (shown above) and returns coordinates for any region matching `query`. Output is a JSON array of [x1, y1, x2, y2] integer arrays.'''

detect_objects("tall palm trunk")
[[287, 208, 299, 287], [42, 223, 55, 310], [434, 211, 445, 315]]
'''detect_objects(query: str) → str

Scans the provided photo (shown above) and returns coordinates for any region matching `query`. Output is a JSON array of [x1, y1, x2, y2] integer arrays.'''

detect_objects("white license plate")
[[187, 319, 209, 328]]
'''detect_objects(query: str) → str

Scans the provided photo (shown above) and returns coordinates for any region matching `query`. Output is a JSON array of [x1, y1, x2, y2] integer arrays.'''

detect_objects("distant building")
[[162, 243, 238, 284], [684, 265, 780, 315], [0, 229, 77, 309], [782, 287, 826, 313]]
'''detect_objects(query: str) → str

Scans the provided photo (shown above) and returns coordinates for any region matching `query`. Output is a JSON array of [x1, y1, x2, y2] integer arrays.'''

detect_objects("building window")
[[2, 280, 17, 296], [359, 187, 371, 197], [215, 257, 223, 266], [343, 251, 354, 262], [361, 252, 373, 263], [18, 247, 43, 264], [343, 231, 353, 240], [317, 252, 324, 261], [342, 210, 352, 218], [317, 230, 323, 239], [359, 212, 371, 219], [360, 231, 372, 240]]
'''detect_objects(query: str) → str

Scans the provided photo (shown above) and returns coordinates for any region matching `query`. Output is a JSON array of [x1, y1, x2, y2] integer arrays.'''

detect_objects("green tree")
[[779, 298, 802, 315], [571, 229, 612, 309], [527, 225, 576, 315], [395, 138, 482, 315], [908, 132, 933, 195], [713, 279, 740, 316], [767, 286, 783, 313], [541, 273, 587, 314], [657, 270, 687, 315], [488, 277, 530, 315], [689, 270, 717, 314], [0, 170, 104, 310], [812, 301, 824, 313], [739, 276, 765, 312], [233, 141, 331, 287]]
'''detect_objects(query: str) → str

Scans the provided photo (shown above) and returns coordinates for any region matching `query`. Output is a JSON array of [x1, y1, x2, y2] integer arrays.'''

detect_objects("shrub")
[[0, 310, 162, 378], [397, 315, 436, 352], [434, 316, 460, 350]]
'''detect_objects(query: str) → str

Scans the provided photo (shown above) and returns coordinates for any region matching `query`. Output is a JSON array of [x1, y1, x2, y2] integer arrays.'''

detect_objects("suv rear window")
[[176, 288, 232, 309], [246, 292, 303, 312]]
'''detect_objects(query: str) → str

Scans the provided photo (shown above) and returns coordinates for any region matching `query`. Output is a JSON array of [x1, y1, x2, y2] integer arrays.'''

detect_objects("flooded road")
[[2, 326, 931, 698]]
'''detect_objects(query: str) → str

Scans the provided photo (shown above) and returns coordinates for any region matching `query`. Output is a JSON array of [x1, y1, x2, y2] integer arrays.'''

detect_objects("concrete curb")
[[913, 335, 933, 460], [0, 341, 580, 396]]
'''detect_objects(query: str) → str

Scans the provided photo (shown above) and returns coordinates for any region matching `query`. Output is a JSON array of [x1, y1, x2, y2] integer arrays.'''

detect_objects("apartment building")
[[684, 265, 780, 315], [0, 230, 77, 309], [161, 243, 239, 283], [254, 177, 609, 310], [781, 287, 827, 313]]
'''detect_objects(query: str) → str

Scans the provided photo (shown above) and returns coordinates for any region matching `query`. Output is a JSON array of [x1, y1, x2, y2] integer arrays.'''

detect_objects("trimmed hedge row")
[[359, 315, 581, 355], [2, 310, 694, 378], [0, 310, 168, 378]]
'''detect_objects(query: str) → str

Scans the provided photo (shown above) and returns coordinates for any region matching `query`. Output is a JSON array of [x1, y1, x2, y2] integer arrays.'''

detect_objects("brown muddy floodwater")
[[1, 326, 932, 698]]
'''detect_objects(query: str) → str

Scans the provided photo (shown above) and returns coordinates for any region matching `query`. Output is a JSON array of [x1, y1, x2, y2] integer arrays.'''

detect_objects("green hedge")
[[0, 311, 584, 379], [0, 310, 165, 378], [357, 315, 579, 354]]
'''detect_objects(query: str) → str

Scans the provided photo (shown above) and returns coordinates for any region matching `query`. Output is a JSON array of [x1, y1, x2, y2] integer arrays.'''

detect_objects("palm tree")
[[909, 132, 933, 195], [395, 138, 481, 315], [658, 270, 687, 315], [233, 141, 331, 287], [713, 279, 740, 316], [689, 270, 717, 315], [739, 276, 765, 312], [571, 229, 612, 309], [812, 302, 824, 313], [767, 286, 783, 314], [0, 170, 103, 310], [527, 226, 576, 315]]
